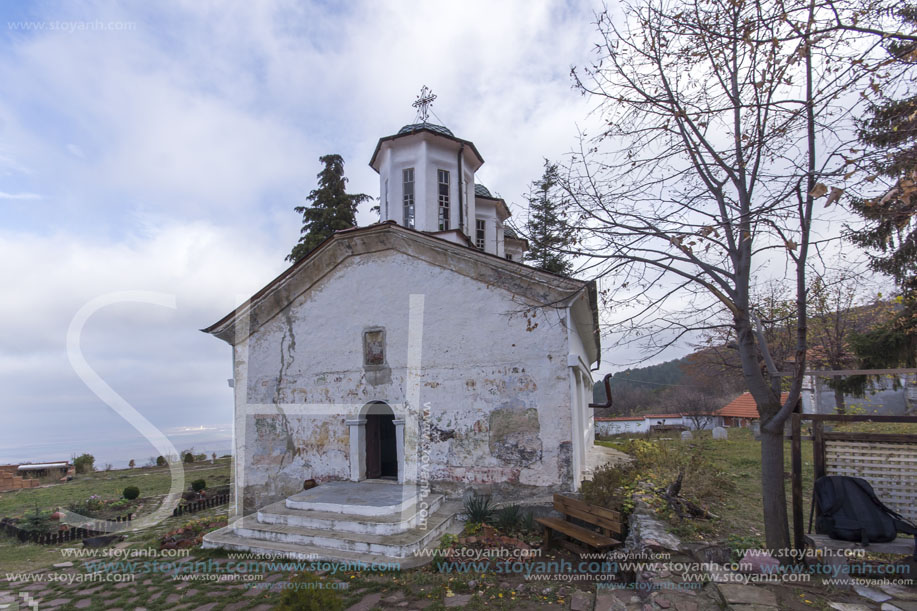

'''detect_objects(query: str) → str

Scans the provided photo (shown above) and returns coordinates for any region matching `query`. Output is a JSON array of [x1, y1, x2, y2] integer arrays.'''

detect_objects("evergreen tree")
[[847, 5, 917, 367], [523, 161, 575, 275], [287, 154, 371, 263]]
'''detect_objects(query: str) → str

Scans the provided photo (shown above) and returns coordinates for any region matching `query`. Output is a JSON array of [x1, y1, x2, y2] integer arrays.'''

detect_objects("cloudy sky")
[[0, 0, 616, 467]]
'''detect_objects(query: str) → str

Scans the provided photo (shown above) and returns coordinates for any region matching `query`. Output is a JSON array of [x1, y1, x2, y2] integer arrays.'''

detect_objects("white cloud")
[[0, 192, 42, 200]]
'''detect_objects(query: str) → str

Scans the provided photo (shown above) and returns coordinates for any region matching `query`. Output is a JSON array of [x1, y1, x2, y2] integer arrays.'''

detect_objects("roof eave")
[[369, 128, 485, 172]]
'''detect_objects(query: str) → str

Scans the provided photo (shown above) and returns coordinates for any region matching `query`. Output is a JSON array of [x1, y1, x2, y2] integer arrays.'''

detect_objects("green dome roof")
[[397, 123, 454, 137]]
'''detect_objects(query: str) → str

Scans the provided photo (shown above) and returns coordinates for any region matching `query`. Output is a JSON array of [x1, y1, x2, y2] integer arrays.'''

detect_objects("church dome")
[[474, 183, 493, 198], [397, 123, 454, 137]]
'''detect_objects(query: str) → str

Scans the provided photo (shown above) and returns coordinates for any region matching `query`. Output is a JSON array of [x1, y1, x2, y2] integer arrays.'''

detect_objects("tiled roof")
[[475, 183, 493, 198], [398, 123, 454, 137], [716, 392, 790, 419]]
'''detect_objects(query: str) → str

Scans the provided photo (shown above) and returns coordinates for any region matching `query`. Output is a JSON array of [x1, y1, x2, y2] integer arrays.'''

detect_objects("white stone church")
[[202, 112, 604, 561]]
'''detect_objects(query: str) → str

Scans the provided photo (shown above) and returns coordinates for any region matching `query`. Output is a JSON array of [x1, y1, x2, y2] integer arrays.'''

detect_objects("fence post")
[[791, 413, 803, 552]]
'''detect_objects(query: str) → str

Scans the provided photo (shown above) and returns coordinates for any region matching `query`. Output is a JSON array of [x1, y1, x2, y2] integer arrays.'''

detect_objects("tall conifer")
[[288, 154, 371, 263]]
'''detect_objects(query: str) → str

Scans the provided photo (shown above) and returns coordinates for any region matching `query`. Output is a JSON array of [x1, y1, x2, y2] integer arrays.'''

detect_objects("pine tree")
[[287, 154, 371, 263], [523, 161, 575, 275], [847, 5, 917, 367]]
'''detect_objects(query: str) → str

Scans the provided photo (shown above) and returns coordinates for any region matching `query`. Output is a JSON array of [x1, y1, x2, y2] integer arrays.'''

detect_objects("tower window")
[[403, 168, 414, 229], [476, 219, 486, 249], [438, 169, 450, 231]]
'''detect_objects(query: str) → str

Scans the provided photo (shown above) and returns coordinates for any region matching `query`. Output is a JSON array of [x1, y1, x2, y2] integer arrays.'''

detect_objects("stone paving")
[[0, 552, 609, 610]]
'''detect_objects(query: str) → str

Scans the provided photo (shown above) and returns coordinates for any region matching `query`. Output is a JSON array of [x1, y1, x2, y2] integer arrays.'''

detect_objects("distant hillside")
[[593, 349, 746, 414], [592, 358, 688, 409], [610, 359, 686, 391]]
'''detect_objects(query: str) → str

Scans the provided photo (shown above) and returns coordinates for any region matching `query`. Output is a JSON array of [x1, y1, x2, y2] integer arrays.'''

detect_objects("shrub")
[[191, 479, 207, 492], [494, 504, 523, 532], [73, 453, 95, 474], [520, 510, 537, 533], [19, 508, 53, 535], [582, 462, 636, 509], [463, 493, 493, 525], [274, 572, 344, 611], [583, 438, 735, 515], [156, 455, 167, 466], [183, 452, 194, 464], [128, 459, 135, 469], [122, 486, 140, 500]]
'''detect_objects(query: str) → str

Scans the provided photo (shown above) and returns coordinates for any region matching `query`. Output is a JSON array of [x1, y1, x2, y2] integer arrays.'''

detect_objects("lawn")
[[0, 460, 231, 573], [0, 459, 231, 520], [596, 427, 814, 546]]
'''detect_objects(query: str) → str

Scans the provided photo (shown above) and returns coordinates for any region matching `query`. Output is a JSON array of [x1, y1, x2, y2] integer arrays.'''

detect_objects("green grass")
[[0, 460, 231, 519], [597, 427, 815, 543], [0, 534, 64, 572], [832, 420, 917, 435], [0, 461, 232, 573]]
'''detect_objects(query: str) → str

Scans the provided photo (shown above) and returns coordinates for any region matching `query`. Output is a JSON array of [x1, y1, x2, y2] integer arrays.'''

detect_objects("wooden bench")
[[804, 534, 915, 586], [790, 414, 917, 585], [536, 493, 622, 553]]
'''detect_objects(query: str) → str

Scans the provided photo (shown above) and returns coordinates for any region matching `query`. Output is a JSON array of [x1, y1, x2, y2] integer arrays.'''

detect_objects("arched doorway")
[[364, 402, 397, 480]]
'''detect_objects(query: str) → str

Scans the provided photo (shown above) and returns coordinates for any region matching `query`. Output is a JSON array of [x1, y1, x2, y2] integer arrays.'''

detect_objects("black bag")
[[812, 475, 917, 559]]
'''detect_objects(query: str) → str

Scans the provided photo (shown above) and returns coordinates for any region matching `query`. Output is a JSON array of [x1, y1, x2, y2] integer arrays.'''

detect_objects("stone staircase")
[[202, 480, 462, 568]]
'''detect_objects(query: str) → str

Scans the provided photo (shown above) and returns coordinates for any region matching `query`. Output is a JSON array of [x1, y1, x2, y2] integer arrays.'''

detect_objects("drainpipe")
[[457, 145, 465, 234]]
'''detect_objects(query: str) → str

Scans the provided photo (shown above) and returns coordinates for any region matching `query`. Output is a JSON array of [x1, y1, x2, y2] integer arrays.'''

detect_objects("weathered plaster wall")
[[232, 249, 576, 514]]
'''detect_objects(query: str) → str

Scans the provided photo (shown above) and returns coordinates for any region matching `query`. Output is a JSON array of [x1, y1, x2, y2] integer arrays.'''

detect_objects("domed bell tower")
[[368, 87, 522, 259]]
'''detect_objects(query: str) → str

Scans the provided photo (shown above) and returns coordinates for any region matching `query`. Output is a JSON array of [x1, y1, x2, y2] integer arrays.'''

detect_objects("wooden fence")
[[1, 514, 132, 545], [172, 493, 230, 517]]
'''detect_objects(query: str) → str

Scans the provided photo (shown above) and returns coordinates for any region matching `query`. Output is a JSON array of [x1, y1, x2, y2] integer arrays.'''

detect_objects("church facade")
[[205, 120, 601, 516]]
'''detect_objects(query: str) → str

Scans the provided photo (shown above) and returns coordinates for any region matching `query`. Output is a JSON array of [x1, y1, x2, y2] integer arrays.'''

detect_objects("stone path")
[[0, 552, 615, 611]]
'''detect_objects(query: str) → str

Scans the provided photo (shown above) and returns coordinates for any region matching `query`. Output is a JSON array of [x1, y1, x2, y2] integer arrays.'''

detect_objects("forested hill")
[[592, 349, 747, 414], [608, 359, 686, 392], [591, 358, 688, 409]]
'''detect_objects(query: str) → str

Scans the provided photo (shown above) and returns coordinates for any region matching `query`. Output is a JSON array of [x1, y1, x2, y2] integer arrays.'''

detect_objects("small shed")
[[17, 462, 72, 479]]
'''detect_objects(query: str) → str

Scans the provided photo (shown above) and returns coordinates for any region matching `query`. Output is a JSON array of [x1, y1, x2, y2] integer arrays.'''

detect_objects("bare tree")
[[565, 0, 899, 550], [678, 390, 719, 430], [806, 271, 895, 412]]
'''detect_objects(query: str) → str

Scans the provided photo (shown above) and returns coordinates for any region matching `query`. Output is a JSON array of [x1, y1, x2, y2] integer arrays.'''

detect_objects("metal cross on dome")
[[412, 86, 436, 123]]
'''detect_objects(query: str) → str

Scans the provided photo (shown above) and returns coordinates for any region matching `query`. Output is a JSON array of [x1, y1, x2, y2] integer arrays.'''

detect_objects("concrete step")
[[284, 480, 427, 517], [233, 501, 461, 558], [258, 494, 444, 535], [202, 515, 463, 569]]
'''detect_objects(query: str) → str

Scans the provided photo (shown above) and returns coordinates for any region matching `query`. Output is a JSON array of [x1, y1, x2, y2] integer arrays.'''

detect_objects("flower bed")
[[160, 516, 228, 549]]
